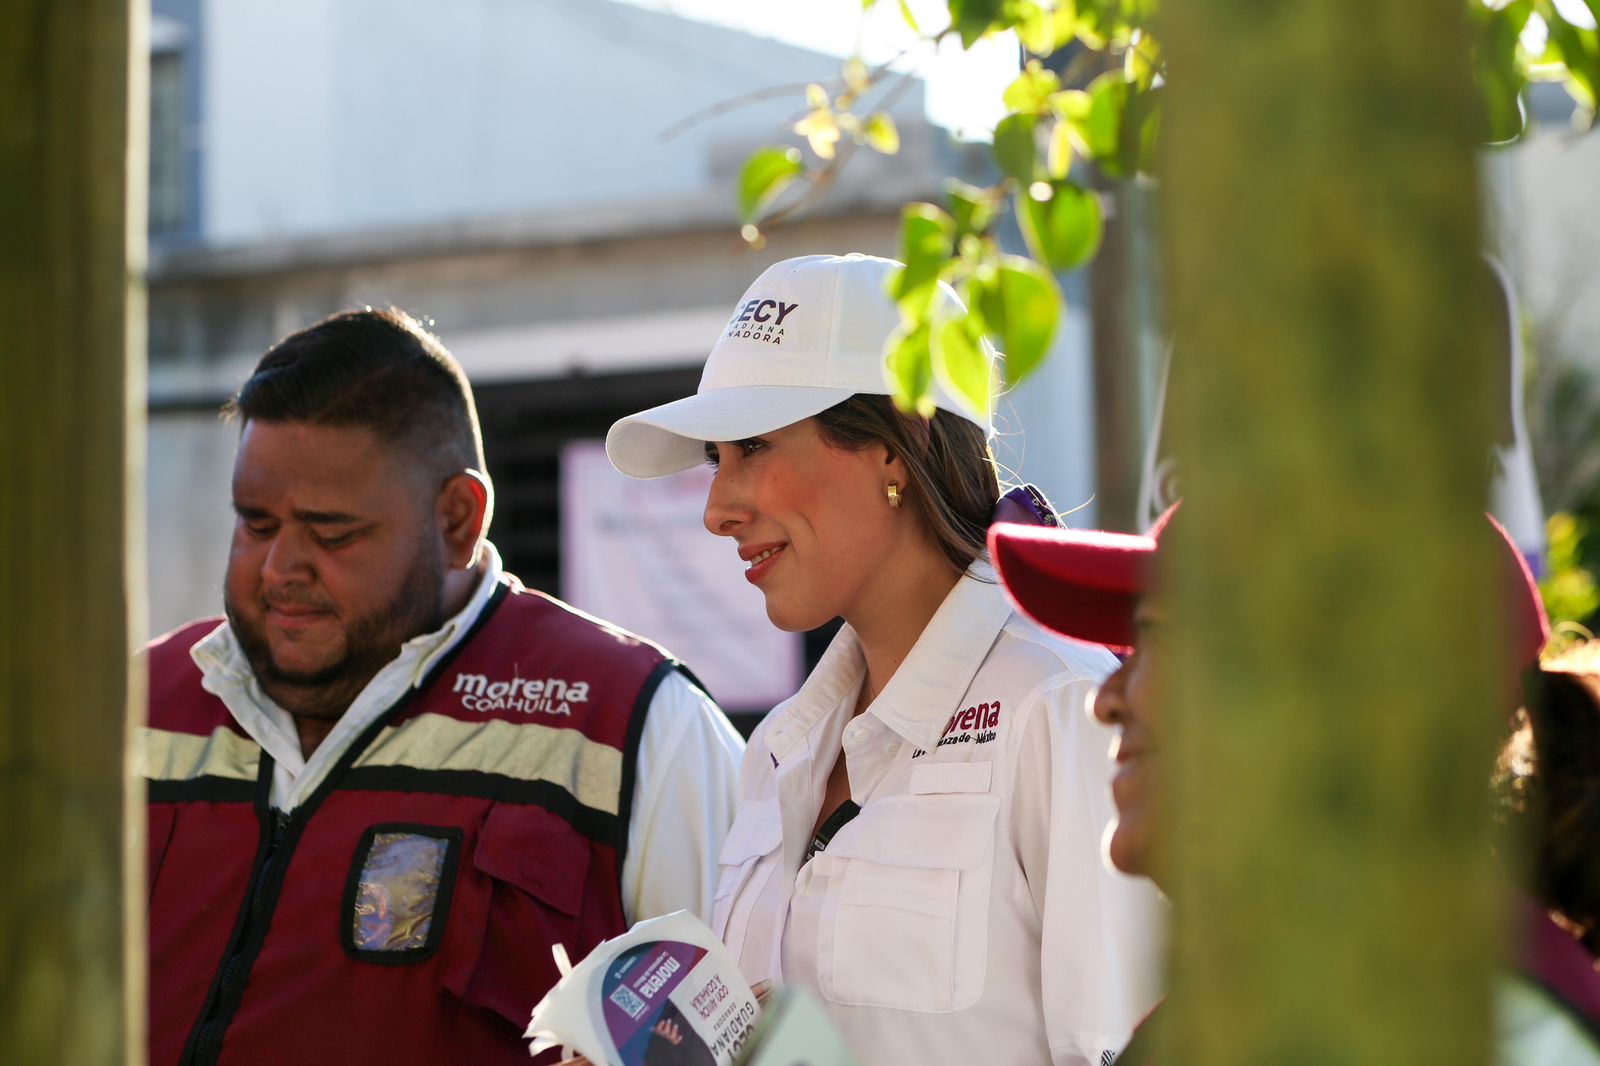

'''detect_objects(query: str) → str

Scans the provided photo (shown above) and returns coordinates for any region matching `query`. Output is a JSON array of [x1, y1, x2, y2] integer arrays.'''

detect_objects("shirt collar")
[[867, 564, 1013, 750], [762, 563, 1014, 758]]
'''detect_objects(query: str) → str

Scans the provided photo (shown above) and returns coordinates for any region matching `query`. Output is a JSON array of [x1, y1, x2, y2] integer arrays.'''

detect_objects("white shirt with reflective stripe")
[[189, 542, 744, 923], [711, 569, 1165, 1066]]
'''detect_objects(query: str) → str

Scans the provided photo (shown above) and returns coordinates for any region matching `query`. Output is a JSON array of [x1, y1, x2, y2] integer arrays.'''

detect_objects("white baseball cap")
[[605, 253, 992, 479]]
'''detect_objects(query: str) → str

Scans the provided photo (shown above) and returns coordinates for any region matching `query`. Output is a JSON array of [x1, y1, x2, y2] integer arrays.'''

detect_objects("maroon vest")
[[143, 578, 679, 1066]]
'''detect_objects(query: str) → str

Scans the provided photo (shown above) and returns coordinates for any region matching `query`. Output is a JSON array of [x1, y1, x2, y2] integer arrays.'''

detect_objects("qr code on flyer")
[[608, 984, 648, 1020]]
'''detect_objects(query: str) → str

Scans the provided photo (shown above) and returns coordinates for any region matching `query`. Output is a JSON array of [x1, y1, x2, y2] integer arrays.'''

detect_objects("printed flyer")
[[526, 912, 761, 1066]]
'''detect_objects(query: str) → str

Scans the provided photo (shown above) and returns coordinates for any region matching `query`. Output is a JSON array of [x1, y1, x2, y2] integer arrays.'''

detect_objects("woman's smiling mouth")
[[740, 543, 787, 584]]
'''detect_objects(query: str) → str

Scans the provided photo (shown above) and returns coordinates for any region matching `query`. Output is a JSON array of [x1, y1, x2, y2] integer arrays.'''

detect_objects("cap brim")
[[606, 385, 857, 478], [989, 522, 1158, 651], [1488, 513, 1549, 671]]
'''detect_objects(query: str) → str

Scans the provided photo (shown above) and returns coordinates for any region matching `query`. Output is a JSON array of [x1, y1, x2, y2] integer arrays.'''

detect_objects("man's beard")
[[225, 544, 447, 721]]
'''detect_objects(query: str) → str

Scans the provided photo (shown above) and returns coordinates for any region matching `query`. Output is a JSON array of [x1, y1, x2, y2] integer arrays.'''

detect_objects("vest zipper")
[[182, 808, 292, 1066]]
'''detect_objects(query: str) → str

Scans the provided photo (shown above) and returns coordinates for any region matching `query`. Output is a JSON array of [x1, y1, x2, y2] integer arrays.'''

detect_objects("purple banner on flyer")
[[600, 939, 709, 1058]]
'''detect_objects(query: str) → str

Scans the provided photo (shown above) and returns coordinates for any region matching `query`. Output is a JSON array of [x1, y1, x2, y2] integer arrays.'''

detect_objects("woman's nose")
[[702, 463, 748, 537]]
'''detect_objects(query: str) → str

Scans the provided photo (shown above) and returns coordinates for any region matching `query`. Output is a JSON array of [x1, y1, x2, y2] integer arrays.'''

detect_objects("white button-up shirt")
[[190, 542, 745, 923], [711, 570, 1164, 1066]]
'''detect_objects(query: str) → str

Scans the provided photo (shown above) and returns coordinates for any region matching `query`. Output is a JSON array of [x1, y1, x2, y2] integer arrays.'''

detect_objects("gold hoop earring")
[[886, 482, 903, 509]]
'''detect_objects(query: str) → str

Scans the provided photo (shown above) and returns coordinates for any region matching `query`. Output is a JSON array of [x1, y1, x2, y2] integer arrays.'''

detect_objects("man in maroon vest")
[[141, 308, 744, 1066]]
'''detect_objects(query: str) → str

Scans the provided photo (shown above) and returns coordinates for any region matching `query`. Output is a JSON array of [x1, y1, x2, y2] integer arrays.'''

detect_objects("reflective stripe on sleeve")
[[137, 725, 262, 783]]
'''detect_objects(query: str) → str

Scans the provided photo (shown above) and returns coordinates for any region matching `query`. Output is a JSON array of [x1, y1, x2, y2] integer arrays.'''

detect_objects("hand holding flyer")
[[525, 912, 762, 1066]]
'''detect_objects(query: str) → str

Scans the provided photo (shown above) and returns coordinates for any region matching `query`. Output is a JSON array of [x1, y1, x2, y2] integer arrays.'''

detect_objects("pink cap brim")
[[989, 523, 1158, 652], [992, 509, 1548, 671]]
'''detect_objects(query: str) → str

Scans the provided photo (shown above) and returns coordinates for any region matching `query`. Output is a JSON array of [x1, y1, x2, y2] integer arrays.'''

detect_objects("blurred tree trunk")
[[0, 2, 146, 1064], [1158, 0, 1504, 1056], [1159, 1, 1503, 1065]]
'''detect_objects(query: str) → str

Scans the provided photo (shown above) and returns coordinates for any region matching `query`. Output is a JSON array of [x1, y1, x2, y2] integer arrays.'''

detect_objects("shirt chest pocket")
[[815, 792, 1000, 1014], [710, 801, 782, 953]]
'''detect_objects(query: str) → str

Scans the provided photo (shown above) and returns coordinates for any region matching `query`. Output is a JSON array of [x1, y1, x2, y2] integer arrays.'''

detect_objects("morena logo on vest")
[[452, 671, 591, 715]]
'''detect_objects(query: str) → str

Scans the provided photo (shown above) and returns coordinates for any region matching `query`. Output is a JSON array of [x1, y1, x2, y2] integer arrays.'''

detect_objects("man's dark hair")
[[223, 307, 486, 482]]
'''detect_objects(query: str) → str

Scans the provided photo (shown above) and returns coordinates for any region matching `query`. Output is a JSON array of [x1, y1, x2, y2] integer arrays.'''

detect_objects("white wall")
[[147, 413, 239, 637], [992, 308, 1099, 527], [199, 0, 925, 244], [1495, 125, 1600, 369]]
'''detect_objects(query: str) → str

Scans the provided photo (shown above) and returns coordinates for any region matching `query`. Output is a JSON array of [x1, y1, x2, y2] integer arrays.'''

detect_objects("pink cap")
[[991, 506, 1548, 670]]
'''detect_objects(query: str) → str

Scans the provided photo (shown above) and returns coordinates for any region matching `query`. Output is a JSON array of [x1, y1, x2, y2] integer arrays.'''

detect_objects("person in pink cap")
[[608, 253, 1163, 1066], [989, 507, 1569, 1064], [1494, 645, 1600, 1065]]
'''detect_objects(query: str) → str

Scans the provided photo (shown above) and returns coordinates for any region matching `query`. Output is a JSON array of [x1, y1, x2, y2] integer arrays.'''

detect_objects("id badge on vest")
[[343, 823, 463, 962]]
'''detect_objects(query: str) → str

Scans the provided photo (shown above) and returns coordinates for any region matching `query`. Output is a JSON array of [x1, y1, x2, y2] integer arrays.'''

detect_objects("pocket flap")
[[717, 801, 782, 866], [825, 794, 999, 870], [909, 761, 993, 795], [472, 804, 590, 917]]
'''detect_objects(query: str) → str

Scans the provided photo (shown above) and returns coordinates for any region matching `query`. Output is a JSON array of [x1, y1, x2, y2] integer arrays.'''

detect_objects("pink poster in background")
[[560, 440, 803, 713]]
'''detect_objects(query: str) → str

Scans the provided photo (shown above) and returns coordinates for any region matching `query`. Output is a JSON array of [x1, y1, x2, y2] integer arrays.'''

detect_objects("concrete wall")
[[197, 0, 926, 245], [147, 413, 238, 637], [1493, 122, 1600, 369]]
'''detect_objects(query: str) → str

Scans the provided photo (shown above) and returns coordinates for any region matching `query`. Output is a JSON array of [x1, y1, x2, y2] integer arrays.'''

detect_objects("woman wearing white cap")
[[606, 253, 1161, 1066]]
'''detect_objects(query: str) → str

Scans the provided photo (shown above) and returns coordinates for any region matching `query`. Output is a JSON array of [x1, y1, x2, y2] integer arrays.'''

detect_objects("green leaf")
[[897, 0, 921, 32], [1124, 84, 1164, 175], [1545, 16, 1600, 115], [1046, 1, 1080, 53], [1016, 181, 1103, 272], [843, 57, 872, 95], [892, 203, 957, 312], [1125, 30, 1162, 91], [1012, 0, 1055, 55], [1474, 1, 1533, 141], [1079, 71, 1132, 175], [737, 146, 804, 224], [1073, 0, 1112, 48], [1050, 88, 1093, 121], [1075, 0, 1142, 48], [946, 179, 999, 237], [949, 0, 1005, 48], [1047, 119, 1074, 179], [863, 112, 901, 154], [1003, 61, 1063, 114], [932, 315, 993, 420], [993, 113, 1039, 184], [975, 256, 1061, 386], [1043, 1, 1081, 52], [886, 321, 938, 417]]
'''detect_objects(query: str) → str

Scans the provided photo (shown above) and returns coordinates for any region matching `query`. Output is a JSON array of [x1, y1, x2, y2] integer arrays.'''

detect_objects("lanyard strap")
[[805, 799, 862, 862]]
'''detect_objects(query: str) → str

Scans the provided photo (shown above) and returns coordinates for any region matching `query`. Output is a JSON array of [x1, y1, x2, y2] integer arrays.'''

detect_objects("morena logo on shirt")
[[912, 700, 1001, 758], [451, 671, 590, 715], [723, 298, 798, 345]]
